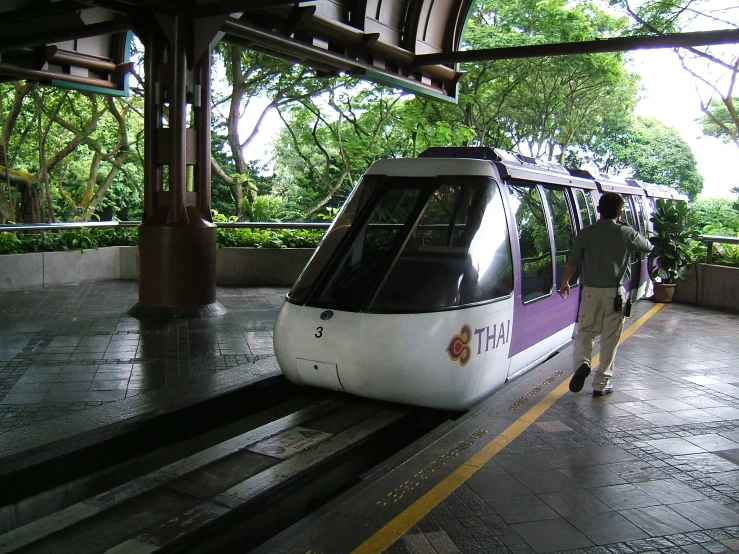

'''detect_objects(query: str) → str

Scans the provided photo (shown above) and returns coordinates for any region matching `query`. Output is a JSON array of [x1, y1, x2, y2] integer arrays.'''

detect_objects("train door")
[[620, 195, 646, 296], [505, 182, 580, 379], [630, 195, 652, 297]]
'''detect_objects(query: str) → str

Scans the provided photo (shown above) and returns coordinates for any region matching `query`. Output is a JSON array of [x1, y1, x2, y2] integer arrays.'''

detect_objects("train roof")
[[365, 157, 498, 177], [419, 147, 597, 189], [413, 147, 686, 199], [626, 179, 688, 200]]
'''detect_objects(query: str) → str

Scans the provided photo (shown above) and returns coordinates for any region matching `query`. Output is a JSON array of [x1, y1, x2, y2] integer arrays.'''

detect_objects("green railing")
[[0, 221, 330, 232], [700, 234, 739, 264]]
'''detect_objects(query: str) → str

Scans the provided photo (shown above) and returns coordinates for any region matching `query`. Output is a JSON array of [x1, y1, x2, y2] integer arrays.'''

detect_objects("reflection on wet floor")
[[0, 280, 287, 431]]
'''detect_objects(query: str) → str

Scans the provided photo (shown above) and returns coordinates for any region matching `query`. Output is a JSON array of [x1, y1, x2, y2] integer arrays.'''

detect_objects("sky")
[[629, 48, 739, 200]]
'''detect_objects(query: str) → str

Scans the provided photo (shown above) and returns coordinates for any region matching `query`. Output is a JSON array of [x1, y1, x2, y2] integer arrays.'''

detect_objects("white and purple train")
[[274, 147, 686, 410]]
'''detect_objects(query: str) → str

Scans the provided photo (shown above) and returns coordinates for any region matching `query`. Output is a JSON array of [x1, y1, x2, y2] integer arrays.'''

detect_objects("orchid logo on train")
[[274, 147, 686, 411]]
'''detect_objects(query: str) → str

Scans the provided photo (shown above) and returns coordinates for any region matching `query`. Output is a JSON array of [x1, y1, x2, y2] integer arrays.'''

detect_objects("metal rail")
[[700, 234, 739, 264], [0, 221, 331, 232]]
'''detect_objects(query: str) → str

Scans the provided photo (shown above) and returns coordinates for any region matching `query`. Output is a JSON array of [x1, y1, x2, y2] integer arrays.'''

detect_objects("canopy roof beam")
[[413, 28, 739, 67]]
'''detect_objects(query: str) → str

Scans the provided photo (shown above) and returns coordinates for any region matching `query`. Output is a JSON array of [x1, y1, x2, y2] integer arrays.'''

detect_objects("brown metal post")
[[143, 30, 160, 221], [169, 13, 188, 226], [196, 45, 213, 219], [130, 11, 224, 319]]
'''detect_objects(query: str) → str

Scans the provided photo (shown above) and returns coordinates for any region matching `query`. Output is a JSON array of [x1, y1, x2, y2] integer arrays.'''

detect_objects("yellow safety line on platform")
[[352, 303, 665, 554]]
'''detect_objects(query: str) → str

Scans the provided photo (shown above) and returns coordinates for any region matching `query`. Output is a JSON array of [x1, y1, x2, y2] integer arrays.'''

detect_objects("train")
[[273, 147, 686, 410]]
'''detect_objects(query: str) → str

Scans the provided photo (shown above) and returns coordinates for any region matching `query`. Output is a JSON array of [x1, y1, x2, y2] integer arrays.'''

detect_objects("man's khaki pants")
[[573, 286, 625, 392]]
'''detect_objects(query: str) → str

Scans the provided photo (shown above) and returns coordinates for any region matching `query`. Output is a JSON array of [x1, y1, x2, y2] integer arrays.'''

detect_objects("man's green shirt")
[[569, 218, 652, 288]]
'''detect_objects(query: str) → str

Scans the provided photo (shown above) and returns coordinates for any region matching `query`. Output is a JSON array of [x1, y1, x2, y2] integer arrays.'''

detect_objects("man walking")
[[558, 192, 652, 396]]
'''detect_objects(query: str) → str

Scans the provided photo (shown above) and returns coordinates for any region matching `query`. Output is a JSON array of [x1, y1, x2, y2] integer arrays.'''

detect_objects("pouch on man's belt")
[[613, 293, 623, 312]]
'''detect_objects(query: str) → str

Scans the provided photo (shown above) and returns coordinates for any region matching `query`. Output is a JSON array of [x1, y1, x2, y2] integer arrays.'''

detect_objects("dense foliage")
[[0, 83, 145, 224], [0, 227, 138, 255], [0, 225, 325, 255], [587, 116, 704, 199], [688, 198, 739, 267], [649, 199, 696, 283]]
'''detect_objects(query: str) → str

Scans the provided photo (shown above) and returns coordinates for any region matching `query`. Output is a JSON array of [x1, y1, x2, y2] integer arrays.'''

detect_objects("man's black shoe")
[[593, 383, 614, 397], [569, 363, 591, 393]]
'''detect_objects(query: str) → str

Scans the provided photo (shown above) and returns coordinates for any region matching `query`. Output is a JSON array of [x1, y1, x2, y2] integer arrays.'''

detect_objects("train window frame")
[[573, 188, 595, 229], [288, 174, 389, 305], [541, 185, 580, 290], [507, 181, 555, 304], [307, 179, 431, 311], [632, 195, 649, 238], [621, 195, 637, 227]]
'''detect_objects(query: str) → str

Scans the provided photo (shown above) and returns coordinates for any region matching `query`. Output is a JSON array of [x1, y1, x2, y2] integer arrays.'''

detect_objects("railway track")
[[0, 376, 451, 553]]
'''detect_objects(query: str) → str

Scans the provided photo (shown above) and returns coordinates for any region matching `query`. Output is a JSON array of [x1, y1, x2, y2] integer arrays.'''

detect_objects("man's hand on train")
[[558, 283, 570, 299]]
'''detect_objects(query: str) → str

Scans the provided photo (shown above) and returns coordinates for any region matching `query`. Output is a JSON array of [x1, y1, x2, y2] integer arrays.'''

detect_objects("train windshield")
[[288, 175, 513, 313]]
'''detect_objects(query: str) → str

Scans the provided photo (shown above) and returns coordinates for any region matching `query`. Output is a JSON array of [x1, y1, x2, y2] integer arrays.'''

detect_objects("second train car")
[[274, 147, 686, 410]]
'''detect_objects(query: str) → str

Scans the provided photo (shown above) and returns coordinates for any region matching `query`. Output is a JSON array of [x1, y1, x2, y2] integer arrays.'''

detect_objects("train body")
[[274, 147, 685, 410]]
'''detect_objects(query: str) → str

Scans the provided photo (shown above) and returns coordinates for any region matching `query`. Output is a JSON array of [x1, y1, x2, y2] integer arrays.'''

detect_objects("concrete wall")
[[674, 263, 739, 312], [0, 253, 43, 290], [43, 248, 121, 286], [0, 246, 315, 291], [217, 248, 314, 286], [119, 245, 139, 280]]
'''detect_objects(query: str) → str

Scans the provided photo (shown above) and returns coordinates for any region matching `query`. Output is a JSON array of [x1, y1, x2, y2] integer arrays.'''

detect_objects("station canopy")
[[0, 1, 737, 102]]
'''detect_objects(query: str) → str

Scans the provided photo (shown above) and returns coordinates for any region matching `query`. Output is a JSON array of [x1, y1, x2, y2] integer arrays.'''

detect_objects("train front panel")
[[274, 299, 513, 410]]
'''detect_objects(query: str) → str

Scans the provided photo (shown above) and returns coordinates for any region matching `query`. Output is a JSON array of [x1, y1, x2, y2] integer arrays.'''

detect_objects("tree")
[[698, 96, 739, 148], [210, 47, 336, 220], [690, 197, 739, 235], [264, 0, 644, 218], [451, 0, 639, 162], [612, 0, 739, 154], [595, 116, 704, 198], [272, 85, 415, 219], [0, 82, 144, 224]]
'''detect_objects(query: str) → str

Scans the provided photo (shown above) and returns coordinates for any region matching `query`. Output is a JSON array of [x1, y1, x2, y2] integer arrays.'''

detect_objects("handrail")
[[700, 234, 739, 264], [0, 221, 331, 232], [0, 221, 139, 232]]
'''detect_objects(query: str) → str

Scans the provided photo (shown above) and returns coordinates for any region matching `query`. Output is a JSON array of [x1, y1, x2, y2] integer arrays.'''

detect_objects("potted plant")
[[648, 198, 695, 302]]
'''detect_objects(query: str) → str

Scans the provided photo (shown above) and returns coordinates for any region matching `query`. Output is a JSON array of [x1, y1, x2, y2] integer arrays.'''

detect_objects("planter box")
[[0, 252, 44, 290], [0, 246, 315, 291], [674, 263, 739, 312], [0, 248, 123, 291], [216, 248, 314, 286]]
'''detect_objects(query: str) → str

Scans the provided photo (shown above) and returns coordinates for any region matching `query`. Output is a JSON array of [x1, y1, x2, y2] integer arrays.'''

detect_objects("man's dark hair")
[[598, 192, 624, 219]]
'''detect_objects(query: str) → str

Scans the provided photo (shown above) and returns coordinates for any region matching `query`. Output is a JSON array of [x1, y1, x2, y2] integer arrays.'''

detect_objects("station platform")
[[1, 281, 738, 553]]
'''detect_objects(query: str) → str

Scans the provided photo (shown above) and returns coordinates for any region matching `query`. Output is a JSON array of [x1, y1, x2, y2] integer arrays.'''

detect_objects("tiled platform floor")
[[0, 280, 287, 432], [2, 282, 739, 553], [388, 305, 739, 554]]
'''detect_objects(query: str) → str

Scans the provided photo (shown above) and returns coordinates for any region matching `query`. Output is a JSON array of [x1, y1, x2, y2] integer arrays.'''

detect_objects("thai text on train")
[[474, 320, 511, 354]]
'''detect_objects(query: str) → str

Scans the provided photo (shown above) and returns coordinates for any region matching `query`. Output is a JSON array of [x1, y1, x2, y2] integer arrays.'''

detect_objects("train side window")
[[621, 196, 636, 227], [620, 197, 640, 262], [574, 189, 595, 228], [542, 187, 578, 288], [508, 183, 553, 303], [462, 183, 513, 304]]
